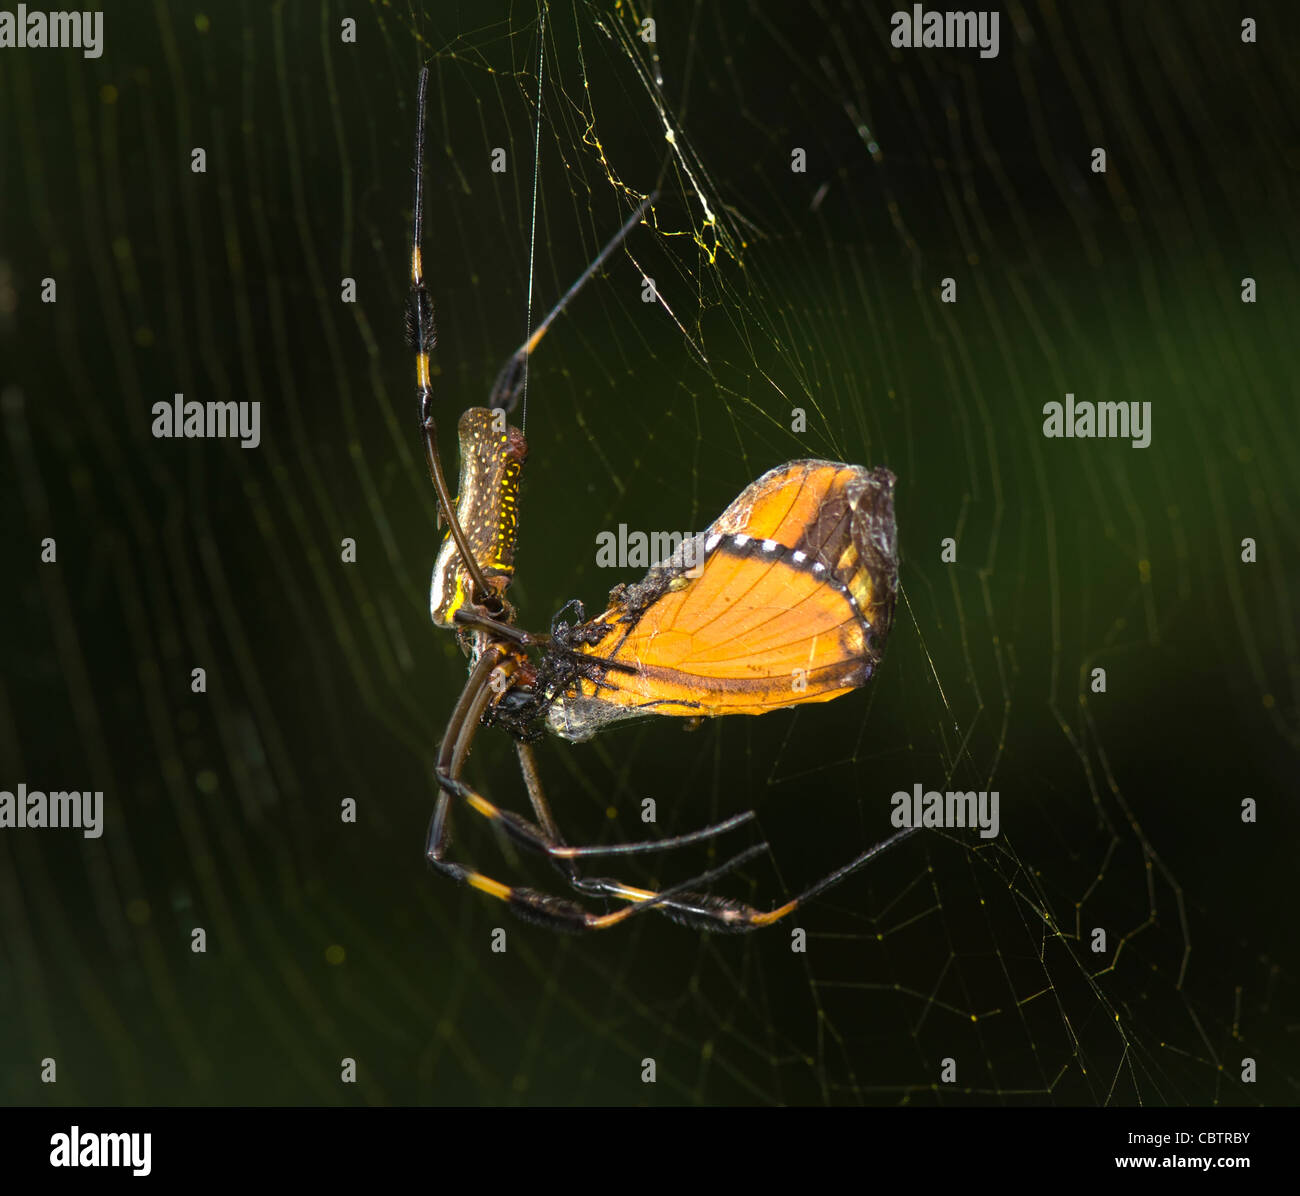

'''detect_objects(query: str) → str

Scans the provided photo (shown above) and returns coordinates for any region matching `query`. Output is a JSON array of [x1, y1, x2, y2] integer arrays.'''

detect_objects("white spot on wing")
[[762, 538, 778, 552], [705, 533, 721, 553], [792, 550, 807, 563], [733, 534, 750, 547]]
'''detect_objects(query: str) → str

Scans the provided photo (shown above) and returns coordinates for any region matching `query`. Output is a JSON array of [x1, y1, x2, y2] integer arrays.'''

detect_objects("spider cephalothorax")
[[480, 600, 621, 743]]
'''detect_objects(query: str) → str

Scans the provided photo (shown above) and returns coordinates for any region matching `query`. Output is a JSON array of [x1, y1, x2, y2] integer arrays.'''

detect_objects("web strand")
[[520, 3, 547, 435]]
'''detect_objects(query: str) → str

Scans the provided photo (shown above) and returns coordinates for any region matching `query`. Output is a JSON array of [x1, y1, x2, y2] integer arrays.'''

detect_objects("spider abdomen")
[[429, 408, 528, 628]]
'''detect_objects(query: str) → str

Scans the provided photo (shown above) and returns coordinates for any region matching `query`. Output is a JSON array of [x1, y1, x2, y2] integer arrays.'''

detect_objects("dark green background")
[[1, 1, 1297, 1104]]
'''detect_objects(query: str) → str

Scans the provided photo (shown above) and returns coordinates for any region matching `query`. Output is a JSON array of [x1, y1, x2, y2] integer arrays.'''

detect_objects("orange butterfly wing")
[[546, 461, 898, 741]]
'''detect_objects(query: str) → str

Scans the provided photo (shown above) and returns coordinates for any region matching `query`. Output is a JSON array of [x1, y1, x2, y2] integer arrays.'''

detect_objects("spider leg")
[[452, 605, 548, 647], [510, 738, 763, 927], [439, 768, 757, 863], [427, 650, 919, 933], [408, 68, 495, 610], [487, 195, 655, 415], [425, 650, 774, 930], [432, 641, 758, 865], [574, 825, 922, 933]]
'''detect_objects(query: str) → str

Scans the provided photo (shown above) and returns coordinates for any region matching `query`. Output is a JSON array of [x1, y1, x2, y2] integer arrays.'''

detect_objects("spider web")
[[1, 0, 1297, 1106]]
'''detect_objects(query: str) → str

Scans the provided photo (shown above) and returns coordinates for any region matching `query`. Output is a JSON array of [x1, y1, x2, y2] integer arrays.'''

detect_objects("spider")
[[405, 68, 912, 932]]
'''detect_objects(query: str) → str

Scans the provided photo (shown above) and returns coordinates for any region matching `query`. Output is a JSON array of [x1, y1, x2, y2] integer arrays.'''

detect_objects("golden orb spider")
[[404, 68, 911, 932]]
